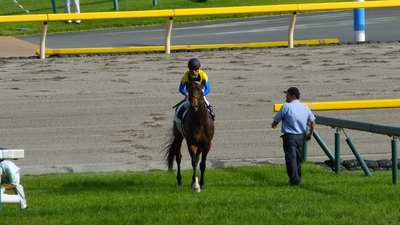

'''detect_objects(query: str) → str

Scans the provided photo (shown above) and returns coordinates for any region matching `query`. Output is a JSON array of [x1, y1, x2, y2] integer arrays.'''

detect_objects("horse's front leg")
[[189, 145, 201, 192], [191, 163, 200, 193], [199, 146, 210, 190], [199, 160, 206, 190]]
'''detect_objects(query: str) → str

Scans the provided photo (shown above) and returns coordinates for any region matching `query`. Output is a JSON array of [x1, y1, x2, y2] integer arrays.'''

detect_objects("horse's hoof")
[[192, 184, 201, 192], [193, 187, 201, 193], [192, 177, 201, 192]]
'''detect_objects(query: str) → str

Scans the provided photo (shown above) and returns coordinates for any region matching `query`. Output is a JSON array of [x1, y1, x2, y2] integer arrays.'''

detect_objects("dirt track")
[[1, 43, 400, 175]]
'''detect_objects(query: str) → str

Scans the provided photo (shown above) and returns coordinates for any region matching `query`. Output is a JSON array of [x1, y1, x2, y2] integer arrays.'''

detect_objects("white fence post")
[[165, 17, 173, 54], [40, 22, 48, 59], [288, 11, 297, 48]]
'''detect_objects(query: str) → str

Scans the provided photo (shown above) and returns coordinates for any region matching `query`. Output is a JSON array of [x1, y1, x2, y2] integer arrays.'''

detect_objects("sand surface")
[[1, 43, 400, 175]]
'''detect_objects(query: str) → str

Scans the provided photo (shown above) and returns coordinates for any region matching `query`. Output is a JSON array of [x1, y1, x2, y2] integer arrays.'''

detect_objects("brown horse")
[[164, 80, 215, 192]]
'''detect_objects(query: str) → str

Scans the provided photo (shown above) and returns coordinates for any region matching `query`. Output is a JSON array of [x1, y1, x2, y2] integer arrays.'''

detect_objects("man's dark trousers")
[[282, 133, 303, 185]]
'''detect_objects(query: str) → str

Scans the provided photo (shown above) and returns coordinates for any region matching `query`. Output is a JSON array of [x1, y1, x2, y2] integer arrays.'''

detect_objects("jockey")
[[177, 58, 215, 120]]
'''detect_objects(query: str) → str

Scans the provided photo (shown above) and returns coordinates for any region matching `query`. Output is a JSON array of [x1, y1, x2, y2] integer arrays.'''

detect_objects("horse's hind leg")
[[173, 125, 184, 186], [174, 139, 183, 186]]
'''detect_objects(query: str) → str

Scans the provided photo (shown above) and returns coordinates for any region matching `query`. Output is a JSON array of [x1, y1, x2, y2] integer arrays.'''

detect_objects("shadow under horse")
[[164, 80, 215, 192]]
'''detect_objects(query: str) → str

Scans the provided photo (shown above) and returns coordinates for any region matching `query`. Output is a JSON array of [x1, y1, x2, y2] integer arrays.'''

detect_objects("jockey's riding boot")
[[208, 104, 216, 121]]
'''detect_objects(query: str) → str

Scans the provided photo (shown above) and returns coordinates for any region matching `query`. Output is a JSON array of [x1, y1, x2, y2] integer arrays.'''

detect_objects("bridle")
[[191, 96, 204, 112], [189, 81, 204, 112]]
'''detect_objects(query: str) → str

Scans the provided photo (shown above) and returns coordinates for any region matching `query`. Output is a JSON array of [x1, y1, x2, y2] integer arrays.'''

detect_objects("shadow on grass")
[[44, 172, 178, 194], [34, 164, 344, 197], [213, 166, 286, 187], [211, 165, 343, 197]]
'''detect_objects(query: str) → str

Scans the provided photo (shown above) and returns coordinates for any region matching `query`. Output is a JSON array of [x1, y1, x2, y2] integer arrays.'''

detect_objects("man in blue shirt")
[[271, 87, 315, 186]]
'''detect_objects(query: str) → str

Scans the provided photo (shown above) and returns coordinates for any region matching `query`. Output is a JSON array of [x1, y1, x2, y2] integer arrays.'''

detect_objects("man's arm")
[[305, 120, 315, 141]]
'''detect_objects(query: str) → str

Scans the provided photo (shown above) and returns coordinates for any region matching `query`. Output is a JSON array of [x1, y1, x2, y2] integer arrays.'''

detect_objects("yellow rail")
[[173, 5, 298, 17], [1, 1, 400, 58], [2, 1, 400, 22], [39, 38, 339, 55], [0, 14, 47, 22], [298, 1, 400, 11], [273, 99, 400, 112], [47, 10, 174, 21]]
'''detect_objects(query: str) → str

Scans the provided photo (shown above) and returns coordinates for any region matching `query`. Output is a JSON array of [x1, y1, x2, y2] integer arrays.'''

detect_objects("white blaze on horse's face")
[[191, 95, 200, 112], [189, 81, 202, 112]]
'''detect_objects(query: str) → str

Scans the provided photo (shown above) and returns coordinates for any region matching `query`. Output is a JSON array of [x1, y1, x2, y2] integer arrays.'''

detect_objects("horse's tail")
[[163, 131, 176, 171]]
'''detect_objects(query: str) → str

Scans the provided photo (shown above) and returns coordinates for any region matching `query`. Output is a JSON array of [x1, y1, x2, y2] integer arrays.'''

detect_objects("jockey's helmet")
[[188, 58, 201, 70]]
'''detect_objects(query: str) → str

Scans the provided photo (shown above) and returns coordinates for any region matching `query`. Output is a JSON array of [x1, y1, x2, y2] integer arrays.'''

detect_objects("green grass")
[[1, 164, 399, 224], [1, 0, 346, 35]]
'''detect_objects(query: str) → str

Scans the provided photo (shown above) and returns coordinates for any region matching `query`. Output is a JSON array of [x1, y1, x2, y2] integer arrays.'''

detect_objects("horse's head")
[[188, 80, 204, 112]]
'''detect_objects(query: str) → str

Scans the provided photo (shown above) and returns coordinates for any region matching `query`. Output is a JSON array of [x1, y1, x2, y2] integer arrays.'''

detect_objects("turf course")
[[3, 0, 398, 223], [1, 164, 399, 224]]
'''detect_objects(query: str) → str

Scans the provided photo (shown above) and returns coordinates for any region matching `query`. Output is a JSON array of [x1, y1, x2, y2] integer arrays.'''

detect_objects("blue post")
[[353, 0, 365, 42], [153, 0, 157, 6], [113, 0, 119, 11], [51, 0, 57, 13]]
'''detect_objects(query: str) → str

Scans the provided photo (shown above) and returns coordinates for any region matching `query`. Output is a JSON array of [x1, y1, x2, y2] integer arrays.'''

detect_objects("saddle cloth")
[[174, 103, 189, 137]]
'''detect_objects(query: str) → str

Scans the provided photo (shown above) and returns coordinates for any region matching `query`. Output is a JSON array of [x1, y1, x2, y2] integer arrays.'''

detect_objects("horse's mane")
[[188, 79, 202, 93], [188, 77, 201, 86]]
